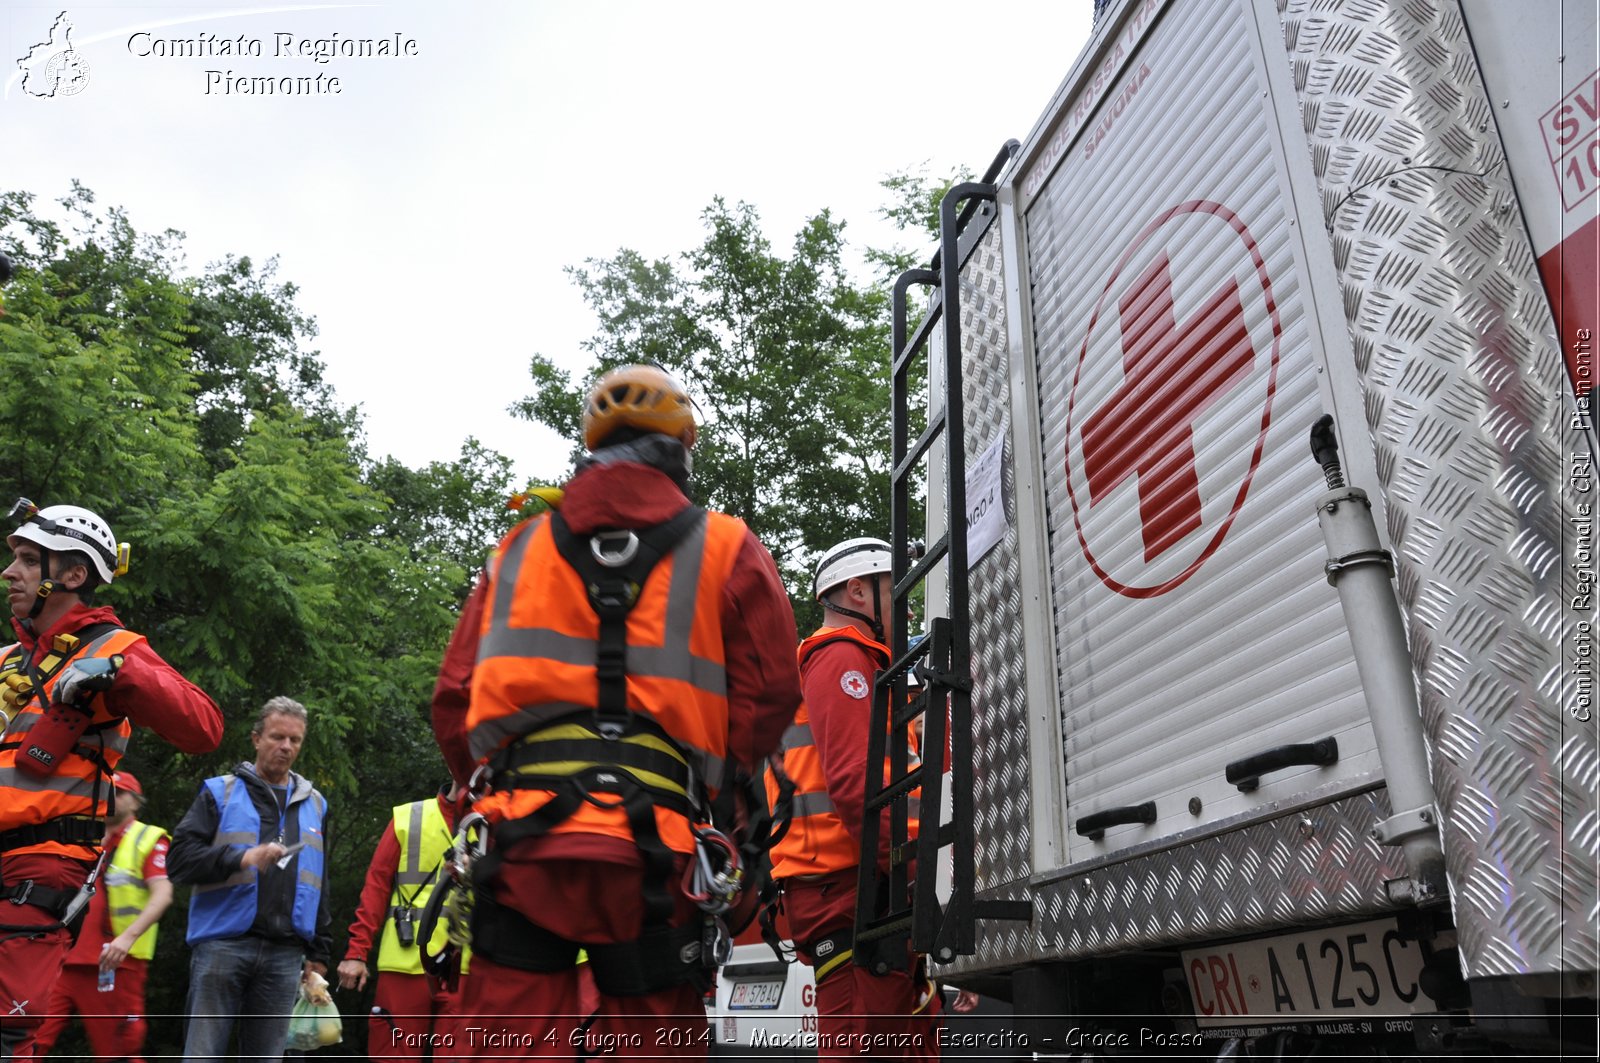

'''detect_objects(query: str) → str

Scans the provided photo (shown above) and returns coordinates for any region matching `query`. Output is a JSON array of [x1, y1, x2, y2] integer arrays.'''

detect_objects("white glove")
[[52, 655, 122, 707]]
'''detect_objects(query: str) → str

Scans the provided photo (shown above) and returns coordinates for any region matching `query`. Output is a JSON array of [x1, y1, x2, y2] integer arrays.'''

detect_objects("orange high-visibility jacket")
[[0, 627, 142, 859], [767, 625, 921, 880], [466, 510, 747, 855]]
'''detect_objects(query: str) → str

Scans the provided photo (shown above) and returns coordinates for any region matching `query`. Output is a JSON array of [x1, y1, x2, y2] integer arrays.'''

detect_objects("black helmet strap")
[[822, 576, 885, 643]]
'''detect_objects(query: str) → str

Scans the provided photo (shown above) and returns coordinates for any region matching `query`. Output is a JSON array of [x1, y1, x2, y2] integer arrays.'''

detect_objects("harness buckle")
[[594, 646, 628, 684], [8, 879, 33, 905], [590, 530, 639, 568], [703, 913, 732, 967], [588, 579, 638, 617]]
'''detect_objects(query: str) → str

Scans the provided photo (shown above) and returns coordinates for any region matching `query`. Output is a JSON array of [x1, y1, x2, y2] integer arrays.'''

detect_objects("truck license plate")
[[728, 979, 785, 1010], [1181, 917, 1432, 1028]]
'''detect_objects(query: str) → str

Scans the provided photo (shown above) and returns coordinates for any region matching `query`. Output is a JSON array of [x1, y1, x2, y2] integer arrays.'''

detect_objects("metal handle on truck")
[[1074, 801, 1158, 840], [1224, 736, 1339, 792]]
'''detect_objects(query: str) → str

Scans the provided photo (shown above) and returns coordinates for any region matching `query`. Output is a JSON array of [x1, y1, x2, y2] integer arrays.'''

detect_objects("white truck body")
[[922, 0, 1595, 1047]]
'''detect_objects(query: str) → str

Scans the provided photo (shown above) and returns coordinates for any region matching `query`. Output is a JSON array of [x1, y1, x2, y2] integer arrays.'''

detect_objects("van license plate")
[[728, 979, 785, 1010]]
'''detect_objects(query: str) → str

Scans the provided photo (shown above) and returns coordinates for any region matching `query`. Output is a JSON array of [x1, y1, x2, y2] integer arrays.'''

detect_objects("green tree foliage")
[[0, 185, 516, 1055], [511, 175, 965, 630], [511, 198, 896, 630], [0, 168, 955, 1053], [0, 185, 199, 510], [186, 251, 351, 465], [868, 164, 969, 282], [366, 439, 520, 587]]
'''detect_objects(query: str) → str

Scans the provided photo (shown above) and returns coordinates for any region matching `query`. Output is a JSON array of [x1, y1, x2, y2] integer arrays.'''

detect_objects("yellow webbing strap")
[[815, 947, 856, 982], [504, 721, 693, 803]]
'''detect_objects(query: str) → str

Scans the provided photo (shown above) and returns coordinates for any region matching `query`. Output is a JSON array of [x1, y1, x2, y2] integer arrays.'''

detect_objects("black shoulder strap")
[[546, 505, 707, 595], [70, 621, 122, 643], [547, 505, 706, 737], [2, 621, 123, 712]]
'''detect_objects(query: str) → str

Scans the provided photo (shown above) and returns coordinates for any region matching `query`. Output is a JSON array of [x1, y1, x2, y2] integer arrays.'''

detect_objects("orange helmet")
[[581, 364, 696, 451]]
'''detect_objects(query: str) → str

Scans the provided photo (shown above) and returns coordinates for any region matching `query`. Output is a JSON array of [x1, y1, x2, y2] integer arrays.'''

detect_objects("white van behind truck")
[[708, 940, 817, 1059]]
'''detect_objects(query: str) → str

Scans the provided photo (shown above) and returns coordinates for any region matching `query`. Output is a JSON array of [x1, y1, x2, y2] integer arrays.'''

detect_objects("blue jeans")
[[183, 935, 305, 1062]]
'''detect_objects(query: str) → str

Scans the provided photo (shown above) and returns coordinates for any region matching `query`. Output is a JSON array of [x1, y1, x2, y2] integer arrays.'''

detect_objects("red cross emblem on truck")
[[1064, 201, 1282, 599]]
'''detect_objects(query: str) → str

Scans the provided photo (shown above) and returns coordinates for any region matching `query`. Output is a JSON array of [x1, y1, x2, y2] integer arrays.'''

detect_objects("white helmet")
[[7, 502, 127, 584], [813, 537, 892, 601]]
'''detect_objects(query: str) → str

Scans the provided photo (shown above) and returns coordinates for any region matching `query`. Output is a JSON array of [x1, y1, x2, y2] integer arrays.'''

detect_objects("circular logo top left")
[[43, 51, 91, 95]]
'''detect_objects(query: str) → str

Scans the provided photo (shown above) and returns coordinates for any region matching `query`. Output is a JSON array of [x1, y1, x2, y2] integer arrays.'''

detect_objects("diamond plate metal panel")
[[1278, 0, 1597, 979], [955, 219, 1038, 971], [1031, 792, 1410, 959], [938, 791, 1411, 974]]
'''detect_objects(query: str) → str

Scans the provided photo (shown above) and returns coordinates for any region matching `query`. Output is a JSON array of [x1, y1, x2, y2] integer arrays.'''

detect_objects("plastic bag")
[[286, 972, 343, 1051]]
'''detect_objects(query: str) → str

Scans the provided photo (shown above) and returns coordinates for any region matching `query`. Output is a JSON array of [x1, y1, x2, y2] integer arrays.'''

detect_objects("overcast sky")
[[5, 1, 1094, 484]]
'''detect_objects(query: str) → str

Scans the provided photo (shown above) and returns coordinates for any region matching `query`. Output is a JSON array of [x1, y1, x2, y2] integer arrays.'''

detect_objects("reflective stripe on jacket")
[[466, 509, 746, 854], [768, 625, 922, 880], [186, 772, 327, 945], [378, 798, 469, 975], [105, 820, 169, 960], [0, 627, 142, 858]]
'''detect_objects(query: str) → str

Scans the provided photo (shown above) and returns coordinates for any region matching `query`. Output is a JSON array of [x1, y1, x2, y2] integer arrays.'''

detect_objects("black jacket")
[[167, 761, 333, 965]]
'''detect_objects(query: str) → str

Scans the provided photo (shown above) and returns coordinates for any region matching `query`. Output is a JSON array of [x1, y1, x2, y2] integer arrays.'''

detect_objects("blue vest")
[[186, 772, 326, 945]]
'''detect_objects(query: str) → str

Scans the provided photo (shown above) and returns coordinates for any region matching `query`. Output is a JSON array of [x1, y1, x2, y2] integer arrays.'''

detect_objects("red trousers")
[[0, 854, 88, 1056], [367, 970, 462, 1062], [783, 872, 941, 1061], [443, 854, 706, 1060], [27, 960, 149, 1062]]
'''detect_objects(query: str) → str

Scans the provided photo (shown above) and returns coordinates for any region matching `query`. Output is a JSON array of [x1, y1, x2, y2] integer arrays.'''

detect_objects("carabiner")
[[452, 811, 489, 877], [687, 826, 742, 914], [465, 763, 492, 804]]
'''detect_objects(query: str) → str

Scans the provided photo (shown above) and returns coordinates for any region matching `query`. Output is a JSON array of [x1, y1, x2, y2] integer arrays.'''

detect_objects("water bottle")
[[98, 950, 115, 993]]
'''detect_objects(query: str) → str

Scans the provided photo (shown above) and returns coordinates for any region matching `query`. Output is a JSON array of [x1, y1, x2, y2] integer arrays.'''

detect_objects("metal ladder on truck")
[[852, 142, 1032, 975]]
